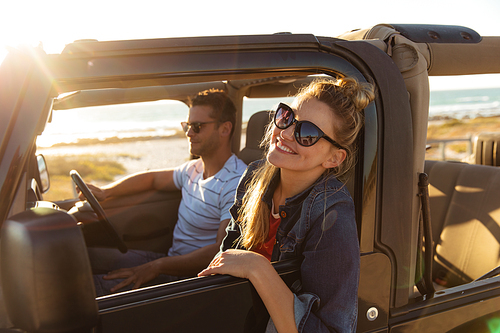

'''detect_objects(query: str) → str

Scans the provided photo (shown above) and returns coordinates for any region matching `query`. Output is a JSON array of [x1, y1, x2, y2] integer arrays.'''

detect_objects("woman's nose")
[[280, 125, 295, 141]]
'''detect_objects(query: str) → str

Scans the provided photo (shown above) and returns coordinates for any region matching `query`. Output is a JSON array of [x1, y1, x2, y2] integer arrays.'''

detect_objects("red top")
[[252, 211, 281, 261]]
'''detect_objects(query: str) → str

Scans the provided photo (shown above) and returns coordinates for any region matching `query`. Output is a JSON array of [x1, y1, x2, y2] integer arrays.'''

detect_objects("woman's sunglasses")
[[274, 103, 344, 149], [181, 121, 217, 133]]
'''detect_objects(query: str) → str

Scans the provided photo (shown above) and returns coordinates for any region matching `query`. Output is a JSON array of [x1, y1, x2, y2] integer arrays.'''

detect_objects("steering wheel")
[[70, 170, 128, 253]]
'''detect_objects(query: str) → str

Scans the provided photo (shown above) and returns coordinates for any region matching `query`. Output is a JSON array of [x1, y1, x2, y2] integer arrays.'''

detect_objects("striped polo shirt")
[[168, 154, 247, 256]]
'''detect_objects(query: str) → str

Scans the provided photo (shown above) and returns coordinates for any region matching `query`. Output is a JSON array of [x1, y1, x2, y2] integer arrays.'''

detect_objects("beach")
[[36, 112, 500, 203], [38, 137, 191, 176], [35, 114, 500, 202], [38, 134, 247, 178], [37, 115, 500, 179]]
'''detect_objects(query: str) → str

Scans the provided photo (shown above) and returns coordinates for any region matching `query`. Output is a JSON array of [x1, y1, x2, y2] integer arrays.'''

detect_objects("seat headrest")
[[471, 132, 500, 166], [239, 111, 272, 165]]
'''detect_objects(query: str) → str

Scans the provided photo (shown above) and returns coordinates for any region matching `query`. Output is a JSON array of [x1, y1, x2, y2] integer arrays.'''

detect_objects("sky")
[[1, 0, 499, 91]]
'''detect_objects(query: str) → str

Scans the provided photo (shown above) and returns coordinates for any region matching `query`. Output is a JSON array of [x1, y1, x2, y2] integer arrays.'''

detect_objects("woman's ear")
[[322, 149, 347, 169]]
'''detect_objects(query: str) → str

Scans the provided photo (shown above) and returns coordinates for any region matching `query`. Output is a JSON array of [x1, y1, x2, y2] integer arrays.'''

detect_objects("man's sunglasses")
[[274, 103, 344, 149], [181, 121, 217, 133]]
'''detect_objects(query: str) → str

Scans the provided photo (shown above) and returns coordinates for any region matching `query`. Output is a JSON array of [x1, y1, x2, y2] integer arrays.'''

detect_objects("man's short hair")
[[190, 89, 237, 137]]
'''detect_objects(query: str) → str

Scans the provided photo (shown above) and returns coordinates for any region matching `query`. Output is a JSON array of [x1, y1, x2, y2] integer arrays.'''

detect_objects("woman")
[[199, 77, 375, 332]]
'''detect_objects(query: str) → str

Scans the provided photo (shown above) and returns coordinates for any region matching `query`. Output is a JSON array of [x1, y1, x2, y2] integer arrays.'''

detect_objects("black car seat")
[[239, 111, 272, 165]]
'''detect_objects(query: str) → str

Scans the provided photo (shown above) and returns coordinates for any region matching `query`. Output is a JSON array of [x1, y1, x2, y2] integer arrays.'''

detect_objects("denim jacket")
[[222, 161, 360, 333]]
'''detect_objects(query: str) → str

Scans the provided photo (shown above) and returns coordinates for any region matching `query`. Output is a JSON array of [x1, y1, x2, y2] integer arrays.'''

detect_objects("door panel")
[[97, 258, 302, 332]]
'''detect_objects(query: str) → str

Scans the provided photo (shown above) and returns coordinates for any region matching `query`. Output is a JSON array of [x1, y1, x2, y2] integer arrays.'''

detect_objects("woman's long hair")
[[238, 77, 375, 249]]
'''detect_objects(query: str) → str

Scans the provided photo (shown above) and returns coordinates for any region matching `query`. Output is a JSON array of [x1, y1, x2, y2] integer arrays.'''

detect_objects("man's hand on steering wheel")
[[77, 183, 107, 202], [71, 170, 128, 253]]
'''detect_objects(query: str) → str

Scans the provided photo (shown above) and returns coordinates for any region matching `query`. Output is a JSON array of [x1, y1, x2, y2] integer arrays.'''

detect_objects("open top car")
[[1, 24, 500, 332]]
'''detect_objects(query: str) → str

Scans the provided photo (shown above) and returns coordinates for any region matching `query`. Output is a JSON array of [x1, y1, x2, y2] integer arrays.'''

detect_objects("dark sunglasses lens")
[[181, 122, 201, 133], [275, 106, 293, 129], [192, 123, 201, 133], [295, 122, 321, 146]]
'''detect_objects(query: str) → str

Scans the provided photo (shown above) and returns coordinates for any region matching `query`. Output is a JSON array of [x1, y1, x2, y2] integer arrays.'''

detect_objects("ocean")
[[430, 87, 500, 120], [37, 88, 500, 148]]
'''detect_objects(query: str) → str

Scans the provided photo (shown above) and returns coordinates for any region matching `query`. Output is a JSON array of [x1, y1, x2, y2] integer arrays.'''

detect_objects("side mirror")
[[37, 154, 50, 193]]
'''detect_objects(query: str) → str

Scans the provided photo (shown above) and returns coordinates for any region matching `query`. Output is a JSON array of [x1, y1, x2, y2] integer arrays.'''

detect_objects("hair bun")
[[335, 77, 375, 111]]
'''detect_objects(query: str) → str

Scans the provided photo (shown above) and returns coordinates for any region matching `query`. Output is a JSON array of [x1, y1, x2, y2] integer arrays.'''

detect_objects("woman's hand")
[[198, 249, 270, 280], [200, 249, 297, 333], [104, 260, 161, 292]]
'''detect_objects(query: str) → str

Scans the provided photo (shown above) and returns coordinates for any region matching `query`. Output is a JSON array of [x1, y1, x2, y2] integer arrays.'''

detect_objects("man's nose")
[[186, 126, 196, 137]]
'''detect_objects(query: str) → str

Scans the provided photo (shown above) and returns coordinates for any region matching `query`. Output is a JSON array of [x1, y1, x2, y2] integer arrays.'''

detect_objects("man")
[[86, 89, 247, 295]]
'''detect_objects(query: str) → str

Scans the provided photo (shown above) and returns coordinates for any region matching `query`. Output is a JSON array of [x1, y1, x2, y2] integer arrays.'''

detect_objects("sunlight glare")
[[2, 0, 500, 90]]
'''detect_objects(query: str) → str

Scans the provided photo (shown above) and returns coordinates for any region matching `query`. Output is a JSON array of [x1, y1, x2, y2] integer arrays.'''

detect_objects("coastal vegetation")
[[427, 116, 500, 139], [44, 154, 127, 201], [426, 116, 500, 160], [49, 130, 186, 148]]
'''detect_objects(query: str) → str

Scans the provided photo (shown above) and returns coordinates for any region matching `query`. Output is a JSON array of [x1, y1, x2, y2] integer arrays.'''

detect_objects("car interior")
[[37, 74, 345, 272], [35, 67, 500, 296], [422, 132, 500, 290]]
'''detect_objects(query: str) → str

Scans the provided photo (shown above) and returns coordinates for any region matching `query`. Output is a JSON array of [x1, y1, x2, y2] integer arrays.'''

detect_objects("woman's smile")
[[275, 139, 296, 154]]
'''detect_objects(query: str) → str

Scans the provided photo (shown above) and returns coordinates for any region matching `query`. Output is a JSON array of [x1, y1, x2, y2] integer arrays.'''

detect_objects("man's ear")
[[219, 121, 232, 137], [322, 149, 347, 169]]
